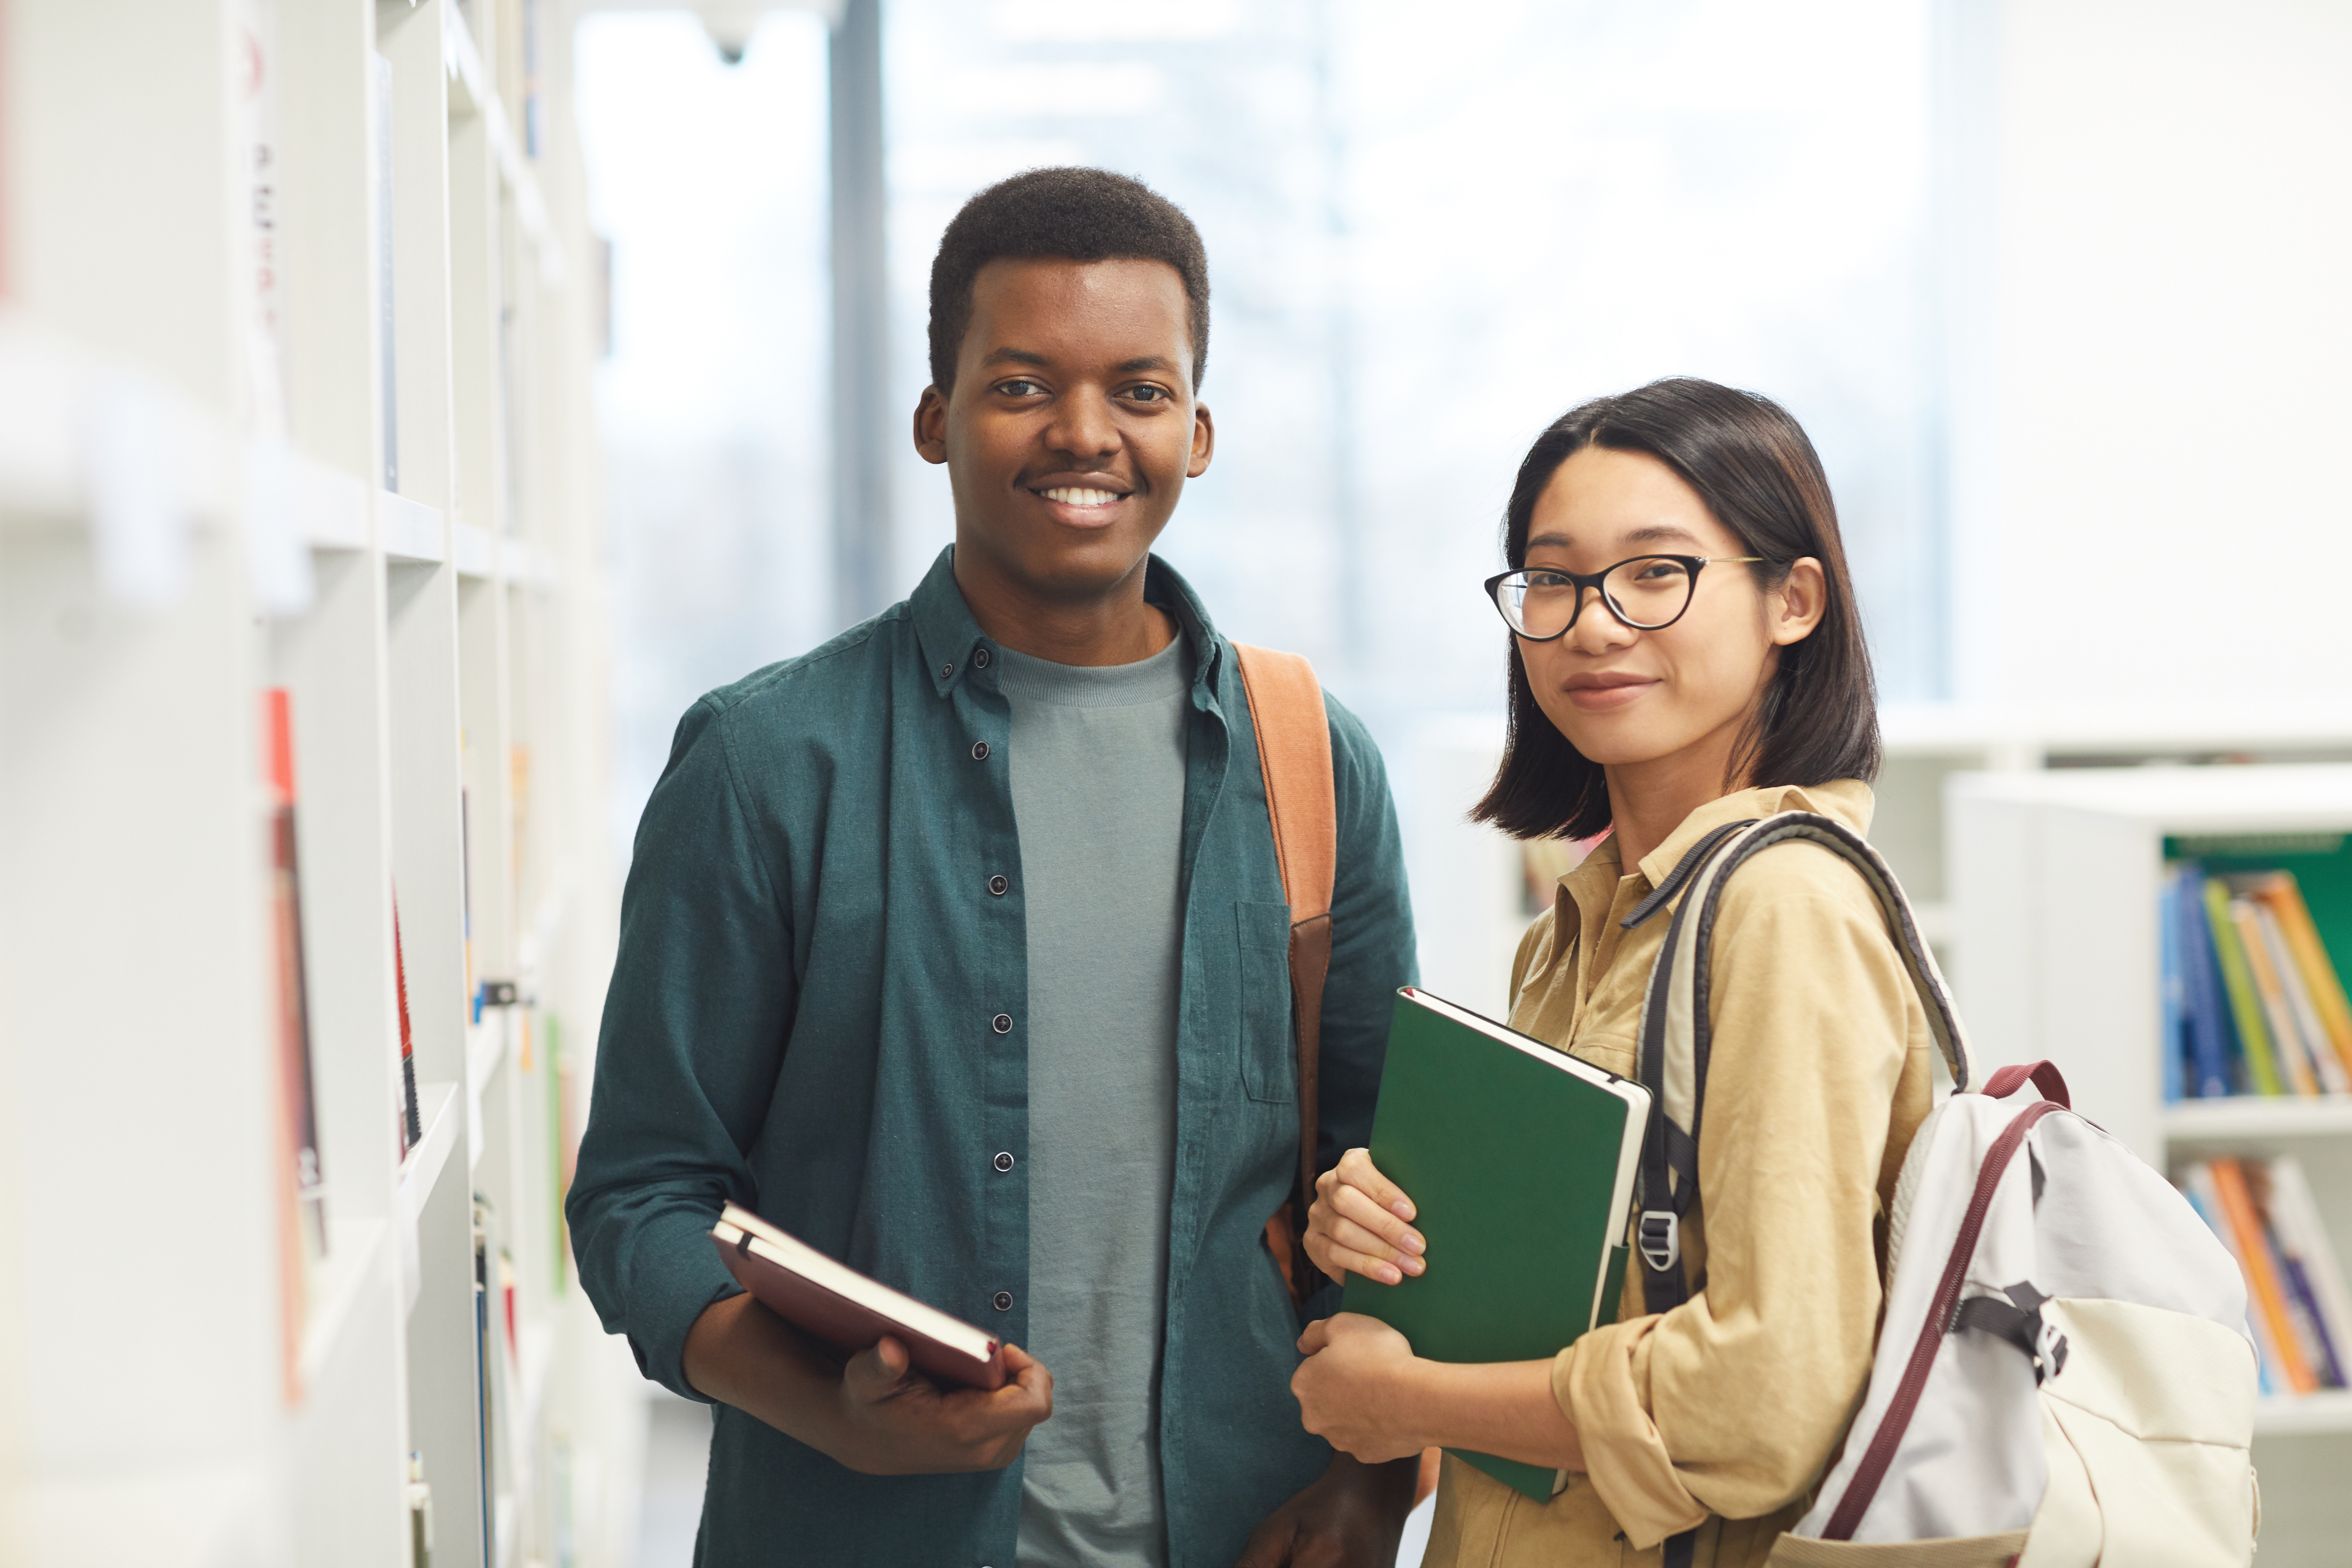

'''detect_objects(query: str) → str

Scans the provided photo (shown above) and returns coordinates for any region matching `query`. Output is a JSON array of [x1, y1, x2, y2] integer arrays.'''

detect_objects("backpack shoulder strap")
[[1233, 642, 1335, 1305], [1624, 812, 1974, 1316]]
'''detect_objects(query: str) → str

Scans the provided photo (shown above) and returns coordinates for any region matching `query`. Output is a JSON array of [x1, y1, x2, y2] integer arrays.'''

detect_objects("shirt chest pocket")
[[1237, 900, 1296, 1104]]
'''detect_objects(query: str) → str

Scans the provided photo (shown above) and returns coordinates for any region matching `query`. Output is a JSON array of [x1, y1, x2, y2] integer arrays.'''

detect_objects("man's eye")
[[1124, 385, 1171, 404], [995, 379, 1045, 397]]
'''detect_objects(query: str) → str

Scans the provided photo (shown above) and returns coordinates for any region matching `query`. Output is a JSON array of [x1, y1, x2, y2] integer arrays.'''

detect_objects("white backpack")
[[1628, 812, 2259, 1568]]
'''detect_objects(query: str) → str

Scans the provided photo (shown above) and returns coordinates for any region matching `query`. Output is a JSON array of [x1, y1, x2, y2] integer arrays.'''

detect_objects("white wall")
[[1943, 0, 2352, 710]]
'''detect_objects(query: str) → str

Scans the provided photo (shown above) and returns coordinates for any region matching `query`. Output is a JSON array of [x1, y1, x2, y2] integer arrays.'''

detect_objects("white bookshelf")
[[1948, 764, 2352, 1474], [0, 4, 636, 1567]]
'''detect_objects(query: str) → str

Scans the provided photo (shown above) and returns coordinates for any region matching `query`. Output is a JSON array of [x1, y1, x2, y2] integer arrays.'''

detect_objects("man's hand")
[[1232, 1450, 1419, 1568], [829, 1336, 1054, 1475], [681, 1293, 1053, 1475], [1290, 1313, 1428, 1463], [1304, 1148, 1426, 1287]]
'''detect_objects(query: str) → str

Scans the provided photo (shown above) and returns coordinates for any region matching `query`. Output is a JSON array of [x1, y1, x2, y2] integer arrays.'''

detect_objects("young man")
[[568, 168, 1418, 1567]]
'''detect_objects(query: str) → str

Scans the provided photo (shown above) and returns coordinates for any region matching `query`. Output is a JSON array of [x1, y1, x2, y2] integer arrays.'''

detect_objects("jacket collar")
[[908, 543, 1230, 701]]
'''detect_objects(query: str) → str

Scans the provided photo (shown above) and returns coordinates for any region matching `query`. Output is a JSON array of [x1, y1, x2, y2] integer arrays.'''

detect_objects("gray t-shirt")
[[999, 629, 1191, 1568]]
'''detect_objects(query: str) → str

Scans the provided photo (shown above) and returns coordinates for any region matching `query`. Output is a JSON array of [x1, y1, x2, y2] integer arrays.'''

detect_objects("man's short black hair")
[[927, 167, 1211, 394]]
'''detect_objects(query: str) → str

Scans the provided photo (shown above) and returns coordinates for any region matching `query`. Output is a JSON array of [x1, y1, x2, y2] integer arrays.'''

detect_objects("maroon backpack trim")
[[1821, 1096, 2066, 1540]]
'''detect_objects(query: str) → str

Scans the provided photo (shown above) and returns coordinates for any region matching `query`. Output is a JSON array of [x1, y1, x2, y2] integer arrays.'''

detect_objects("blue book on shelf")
[[2160, 867, 2186, 1103], [2178, 862, 2239, 1098]]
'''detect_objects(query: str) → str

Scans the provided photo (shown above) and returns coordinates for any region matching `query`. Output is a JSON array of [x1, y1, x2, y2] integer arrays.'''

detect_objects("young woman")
[[1291, 379, 1936, 1567]]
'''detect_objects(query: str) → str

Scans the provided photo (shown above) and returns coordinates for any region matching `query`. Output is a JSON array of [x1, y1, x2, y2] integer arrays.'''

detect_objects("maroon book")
[[711, 1204, 1007, 1391]]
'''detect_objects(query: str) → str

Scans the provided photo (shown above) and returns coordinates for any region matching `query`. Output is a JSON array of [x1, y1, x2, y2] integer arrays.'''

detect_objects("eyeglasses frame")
[[1483, 555, 1772, 641]]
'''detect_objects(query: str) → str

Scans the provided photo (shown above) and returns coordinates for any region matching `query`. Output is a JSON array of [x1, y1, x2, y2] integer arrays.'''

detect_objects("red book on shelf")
[[711, 1204, 1007, 1391]]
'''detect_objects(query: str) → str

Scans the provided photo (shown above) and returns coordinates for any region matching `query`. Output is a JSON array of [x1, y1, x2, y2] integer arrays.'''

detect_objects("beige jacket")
[[1424, 780, 1935, 1568]]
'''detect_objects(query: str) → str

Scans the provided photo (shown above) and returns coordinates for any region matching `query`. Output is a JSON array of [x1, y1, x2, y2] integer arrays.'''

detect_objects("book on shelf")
[[262, 688, 327, 1402], [2180, 1155, 2352, 1398], [395, 891, 422, 1154], [2164, 860, 2352, 1100]]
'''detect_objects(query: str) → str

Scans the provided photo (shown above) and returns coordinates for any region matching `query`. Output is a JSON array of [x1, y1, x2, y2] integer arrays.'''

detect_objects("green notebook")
[[1339, 987, 1650, 1501]]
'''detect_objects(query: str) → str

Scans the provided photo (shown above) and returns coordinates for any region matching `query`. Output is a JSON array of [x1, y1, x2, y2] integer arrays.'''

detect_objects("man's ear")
[[1187, 401, 1215, 480], [913, 386, 950, 465], [1768, 556, 1828, 646]]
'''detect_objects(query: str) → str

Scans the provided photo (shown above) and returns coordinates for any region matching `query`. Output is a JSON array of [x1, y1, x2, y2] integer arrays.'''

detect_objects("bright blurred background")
[[580, 0, 1954, 852]]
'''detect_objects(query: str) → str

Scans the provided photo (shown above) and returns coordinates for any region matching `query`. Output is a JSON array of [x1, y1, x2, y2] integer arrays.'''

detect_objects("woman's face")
[[1517, 444, 1823, 776]]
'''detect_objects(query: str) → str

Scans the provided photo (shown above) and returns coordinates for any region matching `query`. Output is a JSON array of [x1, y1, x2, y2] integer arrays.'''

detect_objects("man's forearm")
[[682, 1293, 852, 1453]]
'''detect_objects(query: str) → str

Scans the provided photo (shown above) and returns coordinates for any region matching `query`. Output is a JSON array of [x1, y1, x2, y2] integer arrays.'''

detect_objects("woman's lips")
[[1562, 678, 1657, 711]]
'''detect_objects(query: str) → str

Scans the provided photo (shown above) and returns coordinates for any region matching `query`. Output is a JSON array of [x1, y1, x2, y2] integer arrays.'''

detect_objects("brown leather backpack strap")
[[1233, 643, 1336, 1306]]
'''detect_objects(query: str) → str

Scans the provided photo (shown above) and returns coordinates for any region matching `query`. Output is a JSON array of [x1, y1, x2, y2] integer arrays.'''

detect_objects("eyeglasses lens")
[[1604, 557, 1693, 629]]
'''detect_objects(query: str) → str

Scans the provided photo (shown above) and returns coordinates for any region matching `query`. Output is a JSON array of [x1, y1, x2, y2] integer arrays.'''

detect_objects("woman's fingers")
[[1333, 1148, 1417, 1222], [1327, 1176, 1426, 1260], [1307, 1148, 1429, 1285]]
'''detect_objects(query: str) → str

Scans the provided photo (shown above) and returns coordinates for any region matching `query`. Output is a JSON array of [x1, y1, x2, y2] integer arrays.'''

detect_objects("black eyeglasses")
[[1485, 555, 1768, 640]]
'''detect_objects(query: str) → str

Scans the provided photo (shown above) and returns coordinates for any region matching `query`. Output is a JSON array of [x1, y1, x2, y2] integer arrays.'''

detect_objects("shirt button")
[[940, 662, 953, 679], [993, 1151, 1015, 1172], [991, 1013, 1013, 1034], [988, 874, 1009, 896], [971, 740, 991, 761], [973, 646, 992, 670], [993, 1290, 1013, 1311]]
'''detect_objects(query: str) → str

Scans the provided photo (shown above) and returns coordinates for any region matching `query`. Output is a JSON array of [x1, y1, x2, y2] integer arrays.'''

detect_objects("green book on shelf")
[[2206, 877, 2284, 1096], [1340, 987, 1650, 1501]]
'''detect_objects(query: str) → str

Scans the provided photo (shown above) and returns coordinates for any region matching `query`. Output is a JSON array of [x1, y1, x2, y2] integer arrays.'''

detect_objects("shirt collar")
[[1632, 777, 1878, 891], [1555, 777, 1877, 922], [908, 543, 1229, 700]]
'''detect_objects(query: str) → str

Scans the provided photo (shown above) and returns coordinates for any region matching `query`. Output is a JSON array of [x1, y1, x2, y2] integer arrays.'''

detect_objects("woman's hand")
[[1291, 1312, 1430, 1463], [1304, 1147, 1427, 1286]]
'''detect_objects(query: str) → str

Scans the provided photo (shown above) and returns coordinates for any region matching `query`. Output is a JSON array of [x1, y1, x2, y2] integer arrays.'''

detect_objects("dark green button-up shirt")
[[568, 547, 1416, 1568]]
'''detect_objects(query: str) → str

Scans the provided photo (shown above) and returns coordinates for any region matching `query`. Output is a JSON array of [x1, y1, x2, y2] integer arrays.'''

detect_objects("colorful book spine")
[[2178, 864, 2238, 1097], [2252, 897, 2346, 1094], [2207, 879, 2285, 1096], [2268, 1156, 2352, 1389], [2233, 897, 2319, 1096], [2183, 1163, 2279, 1396], [2257, 875, 2352, 1091], [2160, 867, 2186, 1104], [396, 893, 422, 1153], [2207, 1156, 2318, 1393]]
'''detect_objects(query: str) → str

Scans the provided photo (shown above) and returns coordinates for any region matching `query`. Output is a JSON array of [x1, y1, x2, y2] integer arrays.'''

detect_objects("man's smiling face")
[[916, 255, 1213, 609]]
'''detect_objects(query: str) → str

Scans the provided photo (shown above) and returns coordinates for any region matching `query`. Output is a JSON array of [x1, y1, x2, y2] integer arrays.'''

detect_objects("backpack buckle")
[[1639, 1210, 1680, 1273]]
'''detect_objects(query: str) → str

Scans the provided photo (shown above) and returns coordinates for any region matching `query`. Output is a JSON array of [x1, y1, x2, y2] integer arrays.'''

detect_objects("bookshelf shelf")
[[293, 451, 371, 553], [2254, 1390, 2352, 1436], [297, 1216, 391, 1391], [380, 491, 447, 564], [454, 520, 499, 580], [2163, 1097, 2352, 1143], [403, 1079, 464, 1232]]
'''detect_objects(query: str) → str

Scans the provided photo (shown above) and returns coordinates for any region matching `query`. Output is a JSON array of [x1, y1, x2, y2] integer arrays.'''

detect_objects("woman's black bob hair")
[[1472, 377, 1880, 842]]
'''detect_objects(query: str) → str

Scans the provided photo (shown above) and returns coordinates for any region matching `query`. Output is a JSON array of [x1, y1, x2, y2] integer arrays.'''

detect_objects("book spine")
[[2180, 865, 2236, 1097], [2265, 878, 2352, 1085], [2160, 867, 2185, 1104], [395, 893, 421, 1152], [2208, 878, 2284, 1096], [2183, 1163, 2279, 1396], [2266, 1157, 2352, 1391], [2233, 898, 2318, 1096], [2255, 898, 2345, 1094], [2209, 1156, 2317, 1393]]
